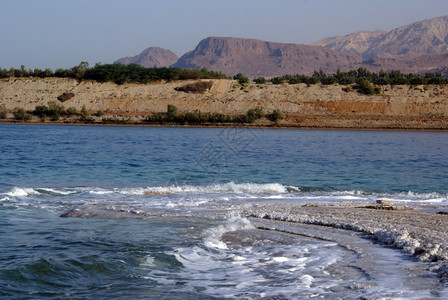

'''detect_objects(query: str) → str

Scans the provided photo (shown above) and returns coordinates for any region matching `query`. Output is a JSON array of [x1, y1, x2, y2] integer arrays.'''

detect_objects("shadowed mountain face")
[[313, 15, 448, 59], [172, 37, 362, 77], [115, 47, 178, 67]]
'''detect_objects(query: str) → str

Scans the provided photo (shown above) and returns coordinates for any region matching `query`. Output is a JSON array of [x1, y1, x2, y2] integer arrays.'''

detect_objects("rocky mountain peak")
[[173, 36, 362, 77], [313, 15, 448, 59], [115, 47, 178, 68]]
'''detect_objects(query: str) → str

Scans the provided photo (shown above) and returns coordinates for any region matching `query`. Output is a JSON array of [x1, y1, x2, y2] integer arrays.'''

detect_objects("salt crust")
[[243, 203, 448, 279]]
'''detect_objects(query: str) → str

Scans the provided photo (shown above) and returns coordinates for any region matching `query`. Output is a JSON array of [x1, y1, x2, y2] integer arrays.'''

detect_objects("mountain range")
[[114, 47, 178, 68], [313, 15, 448, 59], [115, 15, 448, 77]]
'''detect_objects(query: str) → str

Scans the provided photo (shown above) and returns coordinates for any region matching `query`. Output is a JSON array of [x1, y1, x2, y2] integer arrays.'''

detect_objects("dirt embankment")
[[0, 77, 447, 130]]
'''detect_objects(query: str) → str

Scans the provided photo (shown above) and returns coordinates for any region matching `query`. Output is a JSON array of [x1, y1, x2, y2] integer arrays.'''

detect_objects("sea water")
[[1, 124, 447, 299]]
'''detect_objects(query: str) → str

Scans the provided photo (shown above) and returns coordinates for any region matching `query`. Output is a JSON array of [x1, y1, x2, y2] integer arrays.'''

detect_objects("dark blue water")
[[1, 124, 447, 299], [1, 124, 447, 193]]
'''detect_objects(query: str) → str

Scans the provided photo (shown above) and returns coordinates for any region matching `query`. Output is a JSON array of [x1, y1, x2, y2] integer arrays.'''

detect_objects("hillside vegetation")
[[0, 72, 447, 130], [0, 63, 228, 85]]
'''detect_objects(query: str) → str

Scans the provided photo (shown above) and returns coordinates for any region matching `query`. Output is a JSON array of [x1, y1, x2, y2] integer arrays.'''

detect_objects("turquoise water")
[[1, 124, 447, 299]]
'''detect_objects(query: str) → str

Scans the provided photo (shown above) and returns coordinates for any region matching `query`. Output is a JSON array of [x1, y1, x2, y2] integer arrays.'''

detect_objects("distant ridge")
[[172, 37, 362, 77], [313, 15, 448, 59], [115, 47, 178, 68], [114, 15, 448, 77]]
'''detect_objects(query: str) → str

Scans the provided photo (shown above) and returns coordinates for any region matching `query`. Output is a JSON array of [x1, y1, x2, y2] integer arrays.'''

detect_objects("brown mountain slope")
[[361, 53, 448, 75], [313, 15, 448, 59], [172, 37, 362, 77], [311, 30, 386, 57], [115, 47, 178, 67]]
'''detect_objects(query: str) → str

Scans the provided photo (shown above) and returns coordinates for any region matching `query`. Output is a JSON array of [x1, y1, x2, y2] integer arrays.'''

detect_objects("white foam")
[[299, 274, 314, 288], [89, 189, 114, 195], [272, 256, 288, 262], [137, 182, 297, 195], [38, 188, 77, 195], [149, 227, 345, 299], [6, 187, 39, 197], [203, 213, 255, 250]]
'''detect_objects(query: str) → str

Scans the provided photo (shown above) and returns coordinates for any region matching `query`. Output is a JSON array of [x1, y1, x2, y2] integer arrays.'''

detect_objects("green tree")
[[267, 109, 282, 122], [34, 105, 49, 118], [233, 73, 249, 85], [253, 77, 266, 84], [271, 77, 284, 84], [71, 61, 89, 80]]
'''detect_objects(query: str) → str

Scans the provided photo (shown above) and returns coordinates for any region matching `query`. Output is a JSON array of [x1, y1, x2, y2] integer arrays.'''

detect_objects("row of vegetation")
[[250, 68, 448, 88], [0, 103, 282, 125], [277, 68, 446, 85], [0, 101, 100, 122], [229, 69, 448, 96], [144, 105, 281, 125], [0, 62, 228, 84], [2, 62, 446, 87]]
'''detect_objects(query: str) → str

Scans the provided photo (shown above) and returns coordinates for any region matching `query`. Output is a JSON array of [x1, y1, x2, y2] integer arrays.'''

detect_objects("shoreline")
[[1, 119, 448, 132], [60, 200, 448, 284], [1, 77, 447, 131], [241, 202, 448, 280]]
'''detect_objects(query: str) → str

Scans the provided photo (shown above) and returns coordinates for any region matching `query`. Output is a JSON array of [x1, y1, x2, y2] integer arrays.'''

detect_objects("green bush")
[[145, 113, 165, 123], [253, 77, 266, 84], [167, 104, 178, 120], [14, 108, 31, 121], [271, 77, 284, 84], [47, 100, 65, 117], [356, 79, 375, 95], [80, 105, 90, 121], [233, 73, 249, 85], [246, 106, 264, 120], [0, 109, 7, 119], [231, 114, 254, 123], [209, 113, 230, 123], [65, 107, 77, 117], [181, 112, 201, 124], [267, 109, 282, 122], [34, 105, 49, 118]]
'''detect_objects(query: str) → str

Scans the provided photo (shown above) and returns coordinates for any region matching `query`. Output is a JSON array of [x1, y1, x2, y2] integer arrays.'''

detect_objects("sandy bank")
[[1, 77, 447, 130]]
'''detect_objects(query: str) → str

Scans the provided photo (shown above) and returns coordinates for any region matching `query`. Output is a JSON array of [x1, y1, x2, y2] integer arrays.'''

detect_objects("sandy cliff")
[[0, 77, 447, 130]]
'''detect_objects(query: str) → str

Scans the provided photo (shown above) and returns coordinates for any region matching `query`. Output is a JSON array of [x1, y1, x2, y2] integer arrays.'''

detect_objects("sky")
[[1, 0, 447, 70]]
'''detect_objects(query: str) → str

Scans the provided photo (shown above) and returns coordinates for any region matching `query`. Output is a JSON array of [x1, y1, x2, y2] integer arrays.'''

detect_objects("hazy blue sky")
[[1, 0, 447, 70]]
